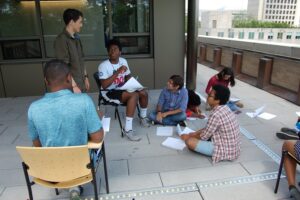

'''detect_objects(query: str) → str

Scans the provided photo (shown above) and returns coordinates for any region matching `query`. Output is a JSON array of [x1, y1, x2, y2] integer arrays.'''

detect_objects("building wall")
[[153, 0, 185, 88]]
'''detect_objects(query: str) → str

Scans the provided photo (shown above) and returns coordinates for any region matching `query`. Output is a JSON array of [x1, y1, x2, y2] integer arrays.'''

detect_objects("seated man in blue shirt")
[[149, 75, 188, 126], [28, 59, 104, 200]]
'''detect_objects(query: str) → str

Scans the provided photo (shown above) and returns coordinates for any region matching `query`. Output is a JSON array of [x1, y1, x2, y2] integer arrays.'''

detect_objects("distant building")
[[248, 0, 300, 26], [199, 10, 300, 44]]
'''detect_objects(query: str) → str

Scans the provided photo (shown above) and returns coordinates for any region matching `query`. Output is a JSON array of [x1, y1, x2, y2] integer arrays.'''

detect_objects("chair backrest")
[[16, 145, 91, 182], [93, 72, 102, 90]]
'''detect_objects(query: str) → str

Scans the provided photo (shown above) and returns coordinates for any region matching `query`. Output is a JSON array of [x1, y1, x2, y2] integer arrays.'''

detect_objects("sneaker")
[[140, 117, 151, 127], [290, 186, 300, 200], [276, 131, 299, 140], [178, 120, 187, 127], [70, 190, 81, 200], [122, 128, 141, 141], [281, 127, 298, 135]]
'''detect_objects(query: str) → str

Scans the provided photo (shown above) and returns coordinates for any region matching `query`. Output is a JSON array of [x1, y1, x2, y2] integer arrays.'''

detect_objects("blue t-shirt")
[[28, 89, 102, 147], [157, 87, 188, 112]]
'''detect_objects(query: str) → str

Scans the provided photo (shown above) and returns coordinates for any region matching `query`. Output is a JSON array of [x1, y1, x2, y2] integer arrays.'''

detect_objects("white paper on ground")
[[187, 117, 198, 120], [102, 117, 111, 132], [116, 77, 144, 92], [156, 126, 173, 136], [230, 97, 241, 103], [176, 124, 195, 136], [162, 137, 186, 150], [246, 106, 265, 118], [257, 112, 276, 120], [296, 112, 300, 117]]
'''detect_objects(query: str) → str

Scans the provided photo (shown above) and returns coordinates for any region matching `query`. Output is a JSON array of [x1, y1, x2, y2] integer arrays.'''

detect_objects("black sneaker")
[[276, 131, 299, 140], [281, 127, 298, 135]]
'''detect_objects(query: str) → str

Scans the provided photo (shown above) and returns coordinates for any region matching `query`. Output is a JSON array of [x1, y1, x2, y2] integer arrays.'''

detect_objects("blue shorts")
[[194, 141, 214, 156]]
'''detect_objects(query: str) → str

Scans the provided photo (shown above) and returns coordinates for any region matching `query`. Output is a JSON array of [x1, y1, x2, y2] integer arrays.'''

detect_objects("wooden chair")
[[16, 142, 109, 200], [93, 71, 140, 137], [274, 150, 300, 193]]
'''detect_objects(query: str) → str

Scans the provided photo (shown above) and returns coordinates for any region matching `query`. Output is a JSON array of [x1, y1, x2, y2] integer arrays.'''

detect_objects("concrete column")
[[213, 48, 222, 68], [257, 57, 273, 89], [232, 52, 242, 75], [199, 44, 207, 63], [186, 0, 199, 90], [297, 81, 300, 106]]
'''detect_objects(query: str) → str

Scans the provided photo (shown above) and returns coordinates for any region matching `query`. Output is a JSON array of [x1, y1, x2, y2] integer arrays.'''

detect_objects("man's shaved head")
[[44, 59, 70, 86]]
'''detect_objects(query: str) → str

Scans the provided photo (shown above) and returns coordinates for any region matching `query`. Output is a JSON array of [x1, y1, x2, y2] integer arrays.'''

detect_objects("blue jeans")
[[148, 111, 186, 126], [227, 101, 239, 112]]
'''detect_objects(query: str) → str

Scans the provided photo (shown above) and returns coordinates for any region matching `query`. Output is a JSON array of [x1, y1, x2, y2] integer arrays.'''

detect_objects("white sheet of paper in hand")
[[162, 137, 186, 150], [176, 124, 195, 136], [258, 112, 276, 120], [102, 117, 110, 132], [156, 126, 173, 136], [246, 106, 265, 118], [117, 77, 144, 92], [230, 97, 241, 103], [296, 112, 300, 117]]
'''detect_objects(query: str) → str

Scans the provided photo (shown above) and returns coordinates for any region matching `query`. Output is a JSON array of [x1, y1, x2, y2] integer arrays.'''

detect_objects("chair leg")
[[22, 162, 34, 200], [55, 188, 59, 195], [115, 108, 123, 137], [102, 142, 110, 193], [90, 158, 99, 200], [137, 105, 141, 118], [275, 150, 287, 193]]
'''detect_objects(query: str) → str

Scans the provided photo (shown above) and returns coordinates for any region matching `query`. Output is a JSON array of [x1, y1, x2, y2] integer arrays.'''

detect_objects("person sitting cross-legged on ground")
[[98, 39, 150, 142], [281, 140, 300, 200], [27, 59, 104, 200], [205, 67, 243, 113], [186, 89, 205, 119], [148, 75, 188, 126], [181, 84, 241, 163]]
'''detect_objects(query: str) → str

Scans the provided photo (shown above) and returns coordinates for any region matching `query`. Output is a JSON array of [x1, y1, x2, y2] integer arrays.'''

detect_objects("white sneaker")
[[122, 128, 141, 141], [140, 117, 151, 127]]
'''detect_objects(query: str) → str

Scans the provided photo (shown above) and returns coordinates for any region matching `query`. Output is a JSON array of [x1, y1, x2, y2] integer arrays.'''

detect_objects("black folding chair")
[[93, 72, 140, 137], [274, 150, 300, 193]]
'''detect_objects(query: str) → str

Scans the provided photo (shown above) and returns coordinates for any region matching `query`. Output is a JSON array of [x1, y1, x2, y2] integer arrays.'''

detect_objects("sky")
[[198, 0, 248, 11]]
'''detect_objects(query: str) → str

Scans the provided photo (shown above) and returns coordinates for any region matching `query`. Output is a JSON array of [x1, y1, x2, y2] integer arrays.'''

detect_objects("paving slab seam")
[[0, 126, 8, 136], [78, 172, 283, 200]]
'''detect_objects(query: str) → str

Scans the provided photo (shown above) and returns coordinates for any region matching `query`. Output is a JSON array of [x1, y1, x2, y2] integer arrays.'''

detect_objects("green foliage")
[[233, 20, 292, 28]]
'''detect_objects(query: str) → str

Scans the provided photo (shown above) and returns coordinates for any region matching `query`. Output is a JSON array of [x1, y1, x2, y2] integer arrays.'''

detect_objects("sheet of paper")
[[176, 124, 195, 136], [162, 137, 186, 150], [156, 126, 173, 136], [187, 117, 198, 120], [102, 117, 110, 132], [246, 106, 265, 118], [116, 77, 144, 92], [296, 112, 300, 117], [258, 112, 276, 120], [230, 97, 241, 103]]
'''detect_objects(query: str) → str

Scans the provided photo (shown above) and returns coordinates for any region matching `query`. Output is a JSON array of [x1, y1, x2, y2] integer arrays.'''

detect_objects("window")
[[258, 32, 264, 39], [1, 40, 41, 60], [286, 32, 292, 39], [213, 20, 217, 28], [228, 32, 234, 38], [295, 32, 300, 39], [268, 32, 273, 39], [0, 0, 152, 60], [217, 32, 224, 37], [277, 32, 283, 39], [248, 32, 255, 39], [238, 32, 244, 39]]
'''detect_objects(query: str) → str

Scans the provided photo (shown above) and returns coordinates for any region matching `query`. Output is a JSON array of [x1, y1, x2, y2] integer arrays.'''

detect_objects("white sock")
[[140, 108, 147, 118], [125, 117, 133, 132]]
